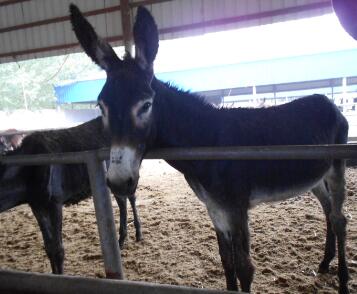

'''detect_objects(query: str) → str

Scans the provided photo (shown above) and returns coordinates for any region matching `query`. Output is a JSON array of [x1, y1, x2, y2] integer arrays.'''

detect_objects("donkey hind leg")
[[49, 203, 64, 274], [31, 202, 64, 274], [326, 161, 349, 294], [208, 206, 254, 292], [128, 194, 143, 242], [114, 195, 128, 249], [311, 182, 336, 273]]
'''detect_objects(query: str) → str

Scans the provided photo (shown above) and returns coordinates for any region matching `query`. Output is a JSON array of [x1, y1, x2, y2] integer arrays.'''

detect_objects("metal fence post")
[[86, 152, 124, 280]]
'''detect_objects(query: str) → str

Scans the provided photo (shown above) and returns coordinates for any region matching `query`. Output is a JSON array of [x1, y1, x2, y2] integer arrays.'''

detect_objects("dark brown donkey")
[[0, 117, 142, 274], [70, 5, 350, 293]]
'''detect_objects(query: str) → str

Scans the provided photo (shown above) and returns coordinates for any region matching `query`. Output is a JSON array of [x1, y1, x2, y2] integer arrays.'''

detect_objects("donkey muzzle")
[[106, 146, 140, 195]]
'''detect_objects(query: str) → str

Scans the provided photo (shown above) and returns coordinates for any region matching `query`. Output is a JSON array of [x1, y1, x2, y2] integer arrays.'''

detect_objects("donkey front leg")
[[207, 205, 238, 291], [114, 195, 128, 249], [215, 230, 238, 291], [231, 209, 255, 293], [209, 204, 254, 292], [128, 194, 143, 242]]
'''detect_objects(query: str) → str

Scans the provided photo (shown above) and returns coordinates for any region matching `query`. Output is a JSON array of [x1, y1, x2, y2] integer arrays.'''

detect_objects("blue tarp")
[[55, 79, 106, 104], [54, 49, 357, 104]]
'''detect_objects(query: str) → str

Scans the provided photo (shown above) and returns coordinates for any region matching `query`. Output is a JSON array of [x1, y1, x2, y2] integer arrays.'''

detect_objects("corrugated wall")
[[0, 0, 332, 64]]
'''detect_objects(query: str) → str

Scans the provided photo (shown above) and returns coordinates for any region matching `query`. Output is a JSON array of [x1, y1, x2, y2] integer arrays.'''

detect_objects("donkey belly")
[[48, 164, 91, 205], [249, 160, 332, 208], [250, 179, 322, 208]]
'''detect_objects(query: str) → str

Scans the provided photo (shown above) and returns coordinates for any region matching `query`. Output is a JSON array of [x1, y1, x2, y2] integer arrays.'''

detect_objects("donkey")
[[0, 117, 142, 274], [0, 129, 24, 153], [70, 5, 350, 293]]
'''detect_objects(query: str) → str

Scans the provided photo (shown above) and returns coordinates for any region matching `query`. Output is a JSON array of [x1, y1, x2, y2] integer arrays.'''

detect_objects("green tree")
[[0, 52, 104, 111]]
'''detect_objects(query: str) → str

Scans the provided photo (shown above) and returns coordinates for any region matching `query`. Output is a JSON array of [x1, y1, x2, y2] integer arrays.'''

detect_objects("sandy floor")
[[0, 160, 356, 293]]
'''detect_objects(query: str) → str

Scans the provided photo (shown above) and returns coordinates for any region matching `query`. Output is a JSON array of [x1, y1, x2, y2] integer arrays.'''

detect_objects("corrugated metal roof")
[[145, 0, 332, 39], [0, 0, 123, 63], [0, 0, 332, 64]]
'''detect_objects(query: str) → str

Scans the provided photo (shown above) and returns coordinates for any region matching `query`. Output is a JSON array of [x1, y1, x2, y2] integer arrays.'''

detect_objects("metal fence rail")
[[142, 144, 357, 161], [0, 269, 238, 294], [2, 144, 357, 166]]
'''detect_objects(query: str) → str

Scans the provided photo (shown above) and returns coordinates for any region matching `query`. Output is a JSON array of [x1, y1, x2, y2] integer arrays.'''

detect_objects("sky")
[[154, 12, 357, 73]]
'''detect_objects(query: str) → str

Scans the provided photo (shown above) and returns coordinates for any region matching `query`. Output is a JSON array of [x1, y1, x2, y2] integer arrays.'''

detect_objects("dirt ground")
[[0, 160, 356, 293]]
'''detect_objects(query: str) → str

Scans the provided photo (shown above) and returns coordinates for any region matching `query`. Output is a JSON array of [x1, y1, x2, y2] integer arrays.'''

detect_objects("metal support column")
[[120, 0, 133, 55], [86, 152, 124, 279]]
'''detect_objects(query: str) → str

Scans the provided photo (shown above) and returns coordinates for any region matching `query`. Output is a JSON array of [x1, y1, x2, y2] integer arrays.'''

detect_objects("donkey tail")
[[335, 113, 349, 145], [0, 144, 28, 212], [0, 162, 27, 213], [334, 111, 349, 168]]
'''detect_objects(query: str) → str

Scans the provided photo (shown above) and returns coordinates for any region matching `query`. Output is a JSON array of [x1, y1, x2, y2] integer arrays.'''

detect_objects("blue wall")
[[54, 49, 357, 104]]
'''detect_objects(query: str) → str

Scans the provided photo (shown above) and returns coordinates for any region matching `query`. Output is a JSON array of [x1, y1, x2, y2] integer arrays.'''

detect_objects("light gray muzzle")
[[106, 145, 140, 195]]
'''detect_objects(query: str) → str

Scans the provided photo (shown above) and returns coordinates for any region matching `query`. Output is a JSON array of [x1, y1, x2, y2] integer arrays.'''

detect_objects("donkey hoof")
[[136, 233, 143, 242], [318, 267, 329, 274], [318, 263, 330, 274]]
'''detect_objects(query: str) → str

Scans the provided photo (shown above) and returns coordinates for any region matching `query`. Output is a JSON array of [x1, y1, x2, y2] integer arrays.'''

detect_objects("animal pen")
[[1, 0, 357, 292], [0, 144, 356, 293]]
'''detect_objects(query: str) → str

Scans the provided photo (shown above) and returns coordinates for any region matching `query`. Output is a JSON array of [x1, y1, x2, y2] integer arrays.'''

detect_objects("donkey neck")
[[152, 79, 219, 149]]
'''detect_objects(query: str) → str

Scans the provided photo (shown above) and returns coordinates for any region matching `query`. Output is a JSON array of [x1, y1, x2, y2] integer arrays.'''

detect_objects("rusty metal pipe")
[[2, 144, 357, 166], [0, 269, 236, 294], [85, 153, 124, 279]]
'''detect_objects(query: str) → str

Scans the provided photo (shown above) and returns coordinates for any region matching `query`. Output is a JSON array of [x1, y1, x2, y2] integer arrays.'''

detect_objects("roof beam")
[[0, 36, 123, 59], [0, 0, 30, 7], [0, 0, 172, 34], [0, 5, 122, 34]]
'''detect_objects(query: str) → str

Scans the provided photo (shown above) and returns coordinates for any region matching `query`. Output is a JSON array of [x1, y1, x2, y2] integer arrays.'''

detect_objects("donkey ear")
[[69, 4, 121, 71], [133, 6, 159, 72]]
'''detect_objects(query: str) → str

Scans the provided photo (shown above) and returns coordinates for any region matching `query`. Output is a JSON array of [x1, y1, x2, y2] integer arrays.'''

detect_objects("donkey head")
[[70, 4, 159, 195]]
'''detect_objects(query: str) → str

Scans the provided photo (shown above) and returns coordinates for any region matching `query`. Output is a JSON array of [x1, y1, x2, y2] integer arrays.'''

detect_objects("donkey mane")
[[158, 79, 216, 110]]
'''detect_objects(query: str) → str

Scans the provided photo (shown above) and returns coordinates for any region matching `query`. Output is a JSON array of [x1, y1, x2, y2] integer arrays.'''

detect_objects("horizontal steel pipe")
[[2, 144, 357, 166], [0, 269, 236, 294], [99, 144, 357, 161], [0, 150, 96, 165], [144, 144, 357, 161]]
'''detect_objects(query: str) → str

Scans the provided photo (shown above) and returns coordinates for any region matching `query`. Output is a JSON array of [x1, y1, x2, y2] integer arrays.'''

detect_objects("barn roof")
[[0, 0, 332, 64]]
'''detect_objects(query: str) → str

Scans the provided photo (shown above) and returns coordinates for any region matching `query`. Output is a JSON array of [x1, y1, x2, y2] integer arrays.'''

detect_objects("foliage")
[[0, 52, 103, 111]]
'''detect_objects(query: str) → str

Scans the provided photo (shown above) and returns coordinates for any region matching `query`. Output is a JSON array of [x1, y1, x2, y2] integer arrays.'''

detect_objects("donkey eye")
[[141, 102, 152, 113]]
